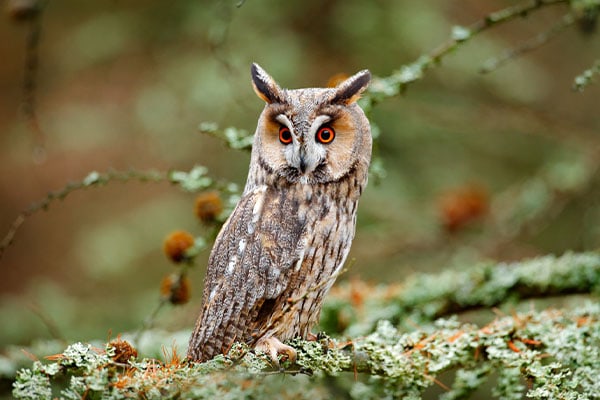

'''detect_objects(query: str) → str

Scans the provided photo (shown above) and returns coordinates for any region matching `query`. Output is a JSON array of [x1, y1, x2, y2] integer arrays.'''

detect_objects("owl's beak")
[[298, 149, 307, 174]]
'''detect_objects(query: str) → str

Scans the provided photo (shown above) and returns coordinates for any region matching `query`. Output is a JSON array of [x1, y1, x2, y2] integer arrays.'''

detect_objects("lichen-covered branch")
[[480, 12, 576, 74], [12, 302, 599, 399], [573, 59, 600, 91], [9, 252, 600, 399], [292, 304, 600, 399], [0, 166, 229, 260], [320, 252, 600, 336], [198, 122, 253, 151], [361, 0, 574, 112]]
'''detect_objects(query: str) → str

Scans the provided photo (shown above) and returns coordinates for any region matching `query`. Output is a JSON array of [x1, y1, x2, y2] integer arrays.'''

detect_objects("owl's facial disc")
[[276, 114, 329, 176]]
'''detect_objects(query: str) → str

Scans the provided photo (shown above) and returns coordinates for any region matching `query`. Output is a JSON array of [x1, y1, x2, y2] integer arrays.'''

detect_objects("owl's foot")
[[254, 336, 297, 367]]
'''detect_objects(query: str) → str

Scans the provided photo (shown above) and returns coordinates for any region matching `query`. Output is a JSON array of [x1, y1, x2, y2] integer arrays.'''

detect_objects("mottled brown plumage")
[[187, 63, 371, 362]]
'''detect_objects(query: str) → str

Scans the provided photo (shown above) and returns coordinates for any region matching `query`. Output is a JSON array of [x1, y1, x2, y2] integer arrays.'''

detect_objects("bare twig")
[[134, 299, 167, 346], [573, 58, 600, 91], [13, 0, 49, 160], [27, 302, 66, 343], [0, 169, 168, 261], [363, 0, 570, 109], [429, 0, 568, 65], [480, 13, 576, 74]]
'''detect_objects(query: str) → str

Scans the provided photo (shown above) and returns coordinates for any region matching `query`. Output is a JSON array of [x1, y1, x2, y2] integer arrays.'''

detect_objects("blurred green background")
[[0, 0, 598, 362]]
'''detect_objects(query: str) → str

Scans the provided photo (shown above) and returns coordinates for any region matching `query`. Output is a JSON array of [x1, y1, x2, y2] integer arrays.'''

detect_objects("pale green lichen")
[[12, 304, 600, 399], [168, 165, 213, 192], [573, 59, 600, 91], [441, 365, 492, 400], [12, 366, 52, 400], [198, 122, 253, 151], [320, 252, 600, 336], [10, 254, 600, 399], [451, 25, 472, 42]]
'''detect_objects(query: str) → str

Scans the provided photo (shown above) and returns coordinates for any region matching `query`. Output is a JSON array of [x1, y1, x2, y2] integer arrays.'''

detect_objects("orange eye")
[[279, 126, 293, 144], [316, 126, 335, 144]]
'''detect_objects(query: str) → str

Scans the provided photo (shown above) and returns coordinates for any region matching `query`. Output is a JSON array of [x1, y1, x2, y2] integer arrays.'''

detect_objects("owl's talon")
[[255, 336, 297, 367]]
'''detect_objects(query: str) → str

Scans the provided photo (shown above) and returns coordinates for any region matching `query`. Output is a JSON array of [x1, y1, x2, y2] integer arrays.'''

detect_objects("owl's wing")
[[189, 186, 308, 360]]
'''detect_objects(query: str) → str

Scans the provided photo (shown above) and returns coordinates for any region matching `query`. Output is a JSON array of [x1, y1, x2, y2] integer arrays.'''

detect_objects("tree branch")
[[320, 252, 600, 335]]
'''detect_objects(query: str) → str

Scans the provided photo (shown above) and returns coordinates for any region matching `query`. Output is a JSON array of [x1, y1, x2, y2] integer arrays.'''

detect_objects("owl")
[[187, 63, 372, 363]]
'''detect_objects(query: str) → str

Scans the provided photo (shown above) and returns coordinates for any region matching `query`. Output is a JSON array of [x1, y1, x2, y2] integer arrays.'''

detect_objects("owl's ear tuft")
[[331, 69, 371, 105], [251, 63, 283, 104]]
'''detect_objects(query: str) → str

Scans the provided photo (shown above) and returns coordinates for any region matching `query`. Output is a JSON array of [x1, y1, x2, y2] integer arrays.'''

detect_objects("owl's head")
[[248, 63, 372, 187]]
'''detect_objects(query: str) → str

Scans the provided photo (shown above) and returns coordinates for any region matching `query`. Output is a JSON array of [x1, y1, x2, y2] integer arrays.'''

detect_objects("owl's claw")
[[255, 336, 297, 367]]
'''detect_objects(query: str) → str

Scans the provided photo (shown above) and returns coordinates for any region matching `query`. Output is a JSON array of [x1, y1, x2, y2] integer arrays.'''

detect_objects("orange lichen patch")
[[414, 340, 429, 351], [44, 353, 65, 361], [111, 361, 137, 390], [327, 73, 350, 88], [576, 316, 591, 327], [112, 374, 132, 390], [160, 273, 191, 305], [349, 278, 368, 308], [109, 338, 138, 364], [163, 230, 195, 263], [194, 191, 223, 223], [438, 184, 489, 233], [479, 326, 494, 335], [382, 283, 403, 300], [519, 338, 542, 346], [406, 334, 436, 354], [507, 340, 521, 353], [141, 358, 161, 380], [241, 379, 255, 390], [162, 344, 184, 368], [447, 331, 464, 343], [337, 340, 354, 349]]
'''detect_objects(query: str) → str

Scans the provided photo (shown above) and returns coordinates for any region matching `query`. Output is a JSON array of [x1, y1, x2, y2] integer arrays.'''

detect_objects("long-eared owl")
[[188, 63, 371, 362]]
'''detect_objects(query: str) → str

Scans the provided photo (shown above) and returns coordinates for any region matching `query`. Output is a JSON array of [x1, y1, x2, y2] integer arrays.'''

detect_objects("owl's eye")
[[316, 126, 335, 144], [279, 126, 293, 144]]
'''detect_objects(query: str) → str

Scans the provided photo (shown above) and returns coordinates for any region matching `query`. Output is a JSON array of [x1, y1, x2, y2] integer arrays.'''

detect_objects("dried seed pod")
[[163, 231, 195, 263], [194, 191, 223, 223], [439, 184, 489, 233], [108, 338, 138, 364], [160, 273, 191, 305]]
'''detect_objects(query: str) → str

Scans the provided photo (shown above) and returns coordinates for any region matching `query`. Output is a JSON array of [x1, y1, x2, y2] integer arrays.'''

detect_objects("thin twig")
[[27, 302, 66, 343], [428, 0, 569, 65], [134, 299, 167, 346], [573, 59, 600, 91], [0, 169, 168, 261], [20, 1, 47, 159], [480, 13, 576, 74], [364, 0, 570, 109]]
